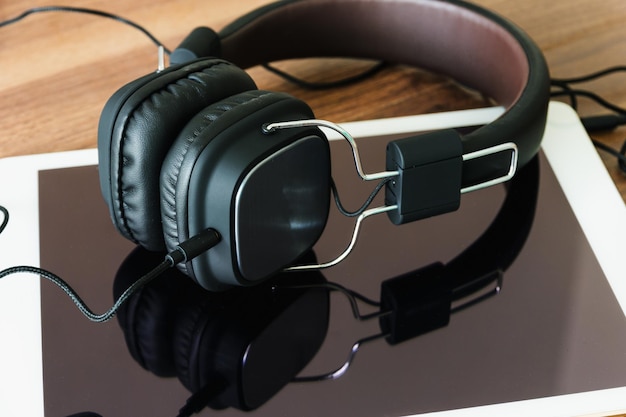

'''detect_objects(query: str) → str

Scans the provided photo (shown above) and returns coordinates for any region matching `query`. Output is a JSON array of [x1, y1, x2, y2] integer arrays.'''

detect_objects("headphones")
[[0, 2, 559, 414], [97, 0, 550, 292]]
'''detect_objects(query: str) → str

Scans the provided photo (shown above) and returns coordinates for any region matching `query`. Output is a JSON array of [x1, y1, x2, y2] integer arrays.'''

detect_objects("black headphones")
[[0, 3, 548, 414], [97, 0, 550, 292]]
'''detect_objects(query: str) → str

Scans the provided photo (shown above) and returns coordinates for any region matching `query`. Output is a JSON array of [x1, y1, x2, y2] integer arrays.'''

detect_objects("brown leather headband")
[[218, 0, 550, 185]]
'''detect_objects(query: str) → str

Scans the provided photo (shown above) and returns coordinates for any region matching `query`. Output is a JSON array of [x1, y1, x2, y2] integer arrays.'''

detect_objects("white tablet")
[[1, 102, 625, 417]]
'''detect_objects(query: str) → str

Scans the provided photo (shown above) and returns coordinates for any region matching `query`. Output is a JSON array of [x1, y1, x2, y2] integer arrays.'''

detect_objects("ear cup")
[[159, 90, 272, 260], [160, 90, 304, 275], [158, 90, 330, 290], [98, 58, 257, 251]]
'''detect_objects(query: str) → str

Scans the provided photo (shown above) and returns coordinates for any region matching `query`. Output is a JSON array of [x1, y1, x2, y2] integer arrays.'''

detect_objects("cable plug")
[[166, 229, 221, 266]]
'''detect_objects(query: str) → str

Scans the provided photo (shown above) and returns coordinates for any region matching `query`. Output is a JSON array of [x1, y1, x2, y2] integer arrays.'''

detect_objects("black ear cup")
[[114, 247, 330, 412], [158, 89, 330, 290], [99, 58, 331, 290], [98, 58, 257, 251], [159, 90, 289, 274]]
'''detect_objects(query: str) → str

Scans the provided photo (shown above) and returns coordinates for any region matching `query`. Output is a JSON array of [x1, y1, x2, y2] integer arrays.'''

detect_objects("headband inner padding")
[[219, 0, 550, 178], [219, 0, 529, 108]]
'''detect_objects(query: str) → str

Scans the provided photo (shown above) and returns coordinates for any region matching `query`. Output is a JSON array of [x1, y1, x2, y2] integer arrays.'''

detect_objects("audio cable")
[[0, 5, 387, 88], [0, 6, 171, 54], [0, 204, 220, 323], [261, 61, 388, 90], [551, 66, 626, 173], [330, 177, 392, 217]]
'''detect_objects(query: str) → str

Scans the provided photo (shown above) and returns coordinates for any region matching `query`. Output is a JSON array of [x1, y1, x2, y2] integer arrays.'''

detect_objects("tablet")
[[1, 102, 625, 417]]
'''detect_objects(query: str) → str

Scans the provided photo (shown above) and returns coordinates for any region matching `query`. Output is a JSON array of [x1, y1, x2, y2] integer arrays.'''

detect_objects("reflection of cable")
[[0, 204, 220, 322], [0, 6, 171, 54]]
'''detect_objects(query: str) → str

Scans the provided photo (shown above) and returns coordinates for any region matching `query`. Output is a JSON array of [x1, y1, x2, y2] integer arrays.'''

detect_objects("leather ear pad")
[[159, 90, 329, 290], [159, 90, 280, 264], [98, 58, 257, 251]]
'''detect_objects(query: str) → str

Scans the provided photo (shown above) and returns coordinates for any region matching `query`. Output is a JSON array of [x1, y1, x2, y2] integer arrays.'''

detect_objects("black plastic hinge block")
[[379, 262, 452, 345], [170, 27, 222, 65], [385, 129, 463, 225]]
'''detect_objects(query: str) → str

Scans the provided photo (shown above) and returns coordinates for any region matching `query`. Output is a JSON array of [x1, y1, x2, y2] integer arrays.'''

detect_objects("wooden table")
[[1, 0, 625, 204], [1, 1, 625, 415]]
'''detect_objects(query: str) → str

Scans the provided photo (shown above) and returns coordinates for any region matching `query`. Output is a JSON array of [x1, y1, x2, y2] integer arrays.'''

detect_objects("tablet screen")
[[37, 134, 626, 416]]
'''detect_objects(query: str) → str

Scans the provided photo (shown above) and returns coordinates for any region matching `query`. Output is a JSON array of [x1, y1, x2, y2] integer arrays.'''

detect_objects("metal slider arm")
[[263, 119, 398, 181], [266, 121, 519, 270]]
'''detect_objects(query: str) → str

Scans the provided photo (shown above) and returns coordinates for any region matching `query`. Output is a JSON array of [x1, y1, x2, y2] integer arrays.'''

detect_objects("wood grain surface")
[[1, 0, 625, 204]]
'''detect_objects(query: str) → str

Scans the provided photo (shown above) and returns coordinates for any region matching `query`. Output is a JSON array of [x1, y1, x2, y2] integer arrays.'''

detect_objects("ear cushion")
[[158, 90, 308, 277], [98, 58, 257, 251]]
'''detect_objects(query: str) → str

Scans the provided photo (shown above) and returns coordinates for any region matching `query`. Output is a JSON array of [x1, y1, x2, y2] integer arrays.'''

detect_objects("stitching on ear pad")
[[159, 90, 331, 291], [97, 58, 257, 251], [160, 90, 274, 276]]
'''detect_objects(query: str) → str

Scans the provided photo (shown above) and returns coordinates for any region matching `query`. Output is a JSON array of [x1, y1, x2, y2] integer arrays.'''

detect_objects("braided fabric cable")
[[0, 261, 171, 323]]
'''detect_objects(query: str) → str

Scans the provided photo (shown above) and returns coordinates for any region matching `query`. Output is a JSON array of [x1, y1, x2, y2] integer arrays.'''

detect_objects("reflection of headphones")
[[111, 154, 538, 414], [98, 0, 550, 291], [113, 249, 329, 412]]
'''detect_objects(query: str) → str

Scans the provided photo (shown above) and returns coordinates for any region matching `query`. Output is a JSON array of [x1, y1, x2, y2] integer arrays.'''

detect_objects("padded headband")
[[217, 0, 550, 186]]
